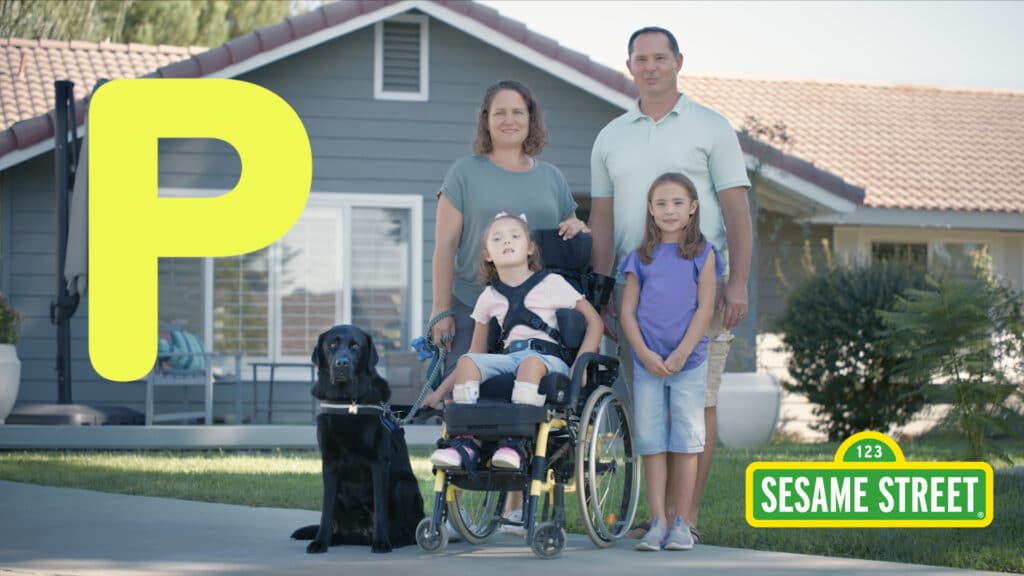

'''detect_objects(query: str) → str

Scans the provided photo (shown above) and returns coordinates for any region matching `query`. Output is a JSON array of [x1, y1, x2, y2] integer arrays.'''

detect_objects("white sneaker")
[[498, 508, 527, 537]]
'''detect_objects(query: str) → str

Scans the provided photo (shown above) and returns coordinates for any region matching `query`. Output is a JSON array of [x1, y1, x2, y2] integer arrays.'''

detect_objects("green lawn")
[[1, 439, 1021, 572]]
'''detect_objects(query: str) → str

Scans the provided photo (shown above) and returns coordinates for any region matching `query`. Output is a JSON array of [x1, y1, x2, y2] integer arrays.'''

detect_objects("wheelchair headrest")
[[533, 229, 591, 272]]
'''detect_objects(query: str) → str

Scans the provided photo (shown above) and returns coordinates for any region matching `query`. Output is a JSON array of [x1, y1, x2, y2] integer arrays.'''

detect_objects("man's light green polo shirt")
[[591, 93, 750, 276]]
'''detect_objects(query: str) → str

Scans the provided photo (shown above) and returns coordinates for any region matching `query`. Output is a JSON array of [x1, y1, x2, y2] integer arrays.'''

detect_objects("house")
[[1, 0, 1019, 427]]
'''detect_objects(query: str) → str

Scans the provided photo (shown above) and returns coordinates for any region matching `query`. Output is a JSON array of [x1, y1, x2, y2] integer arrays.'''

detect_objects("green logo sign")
[[746, 431, 993, 527]]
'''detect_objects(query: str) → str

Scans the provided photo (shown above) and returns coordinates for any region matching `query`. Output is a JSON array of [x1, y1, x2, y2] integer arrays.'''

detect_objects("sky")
[[478, 1, 1024, 91]]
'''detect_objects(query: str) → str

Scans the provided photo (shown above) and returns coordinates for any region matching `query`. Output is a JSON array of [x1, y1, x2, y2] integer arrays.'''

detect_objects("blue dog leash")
[[401, 310, 454, 425]]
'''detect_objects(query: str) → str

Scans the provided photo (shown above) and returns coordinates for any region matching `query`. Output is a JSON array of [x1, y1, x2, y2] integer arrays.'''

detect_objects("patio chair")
[[145, 324, 243, 425]]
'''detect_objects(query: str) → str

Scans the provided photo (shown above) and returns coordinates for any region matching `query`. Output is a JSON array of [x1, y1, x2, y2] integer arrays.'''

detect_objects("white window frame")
[[374, 14, 430, 102], [159, 188, 422, 362], [835, 226, 1016, 283]]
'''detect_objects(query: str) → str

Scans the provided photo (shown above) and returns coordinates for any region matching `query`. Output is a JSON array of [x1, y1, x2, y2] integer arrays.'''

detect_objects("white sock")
[[453, 380, 480, 404], [511, 380, 546, 406]]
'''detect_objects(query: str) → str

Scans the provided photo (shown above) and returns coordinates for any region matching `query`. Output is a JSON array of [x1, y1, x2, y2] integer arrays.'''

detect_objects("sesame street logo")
[[746, 431, 993, 528]]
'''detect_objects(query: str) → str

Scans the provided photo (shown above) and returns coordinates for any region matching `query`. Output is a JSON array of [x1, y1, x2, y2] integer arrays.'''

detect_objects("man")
[[589, 26, 752, 539]]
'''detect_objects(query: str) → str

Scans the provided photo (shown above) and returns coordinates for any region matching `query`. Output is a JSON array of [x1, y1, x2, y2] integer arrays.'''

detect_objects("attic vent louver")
[[374, 15, 429, 101]]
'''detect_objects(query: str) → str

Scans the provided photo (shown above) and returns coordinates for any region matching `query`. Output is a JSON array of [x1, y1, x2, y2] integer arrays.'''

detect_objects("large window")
[[871, 240, 988, 280], [158, 192, 422, 364]]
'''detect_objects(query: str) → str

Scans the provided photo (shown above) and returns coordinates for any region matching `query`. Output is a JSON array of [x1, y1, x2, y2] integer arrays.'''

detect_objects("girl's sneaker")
[[498, 508, 527, 537], [634, 518, 665, 551], [662, 517, 694, 551], [430, 437, 479, 470], [491, 446, 521, 469]]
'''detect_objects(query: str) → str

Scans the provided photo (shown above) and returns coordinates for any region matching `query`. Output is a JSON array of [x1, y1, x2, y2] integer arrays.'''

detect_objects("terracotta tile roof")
[[0, 0, 865, 209], [681, 75, 1024, 213], [0, 37, 205, 148]]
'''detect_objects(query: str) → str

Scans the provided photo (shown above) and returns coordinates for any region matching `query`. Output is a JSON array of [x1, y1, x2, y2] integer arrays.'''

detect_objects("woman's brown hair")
[[471, 80, 548, 157], [479, 214, 544, 283], [637, 172, 706, 264]]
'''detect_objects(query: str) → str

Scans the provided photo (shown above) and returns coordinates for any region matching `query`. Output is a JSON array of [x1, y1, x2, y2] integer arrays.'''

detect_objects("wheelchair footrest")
[[445, 402, 546, 438]]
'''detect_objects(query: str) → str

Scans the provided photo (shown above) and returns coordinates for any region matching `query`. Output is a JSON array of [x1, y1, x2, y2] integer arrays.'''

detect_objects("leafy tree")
[[881, 259, 1024, 462], [0, 0, 299, 46], [777, 262, 930, 441]]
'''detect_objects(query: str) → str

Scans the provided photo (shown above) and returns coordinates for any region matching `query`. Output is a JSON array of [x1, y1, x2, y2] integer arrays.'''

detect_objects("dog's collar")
[[318, 401, 388, 417]]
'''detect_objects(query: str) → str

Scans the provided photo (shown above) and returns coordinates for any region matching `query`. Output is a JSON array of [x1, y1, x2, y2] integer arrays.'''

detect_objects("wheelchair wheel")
[[575, 385, 639, 548], [416, 517, 449, 553], [531, 522, 566, 559], [447, 489, 507, 544]]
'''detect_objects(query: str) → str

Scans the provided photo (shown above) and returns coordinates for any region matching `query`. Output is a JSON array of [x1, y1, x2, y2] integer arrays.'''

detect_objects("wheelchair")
[[415, 231, 640, 559]]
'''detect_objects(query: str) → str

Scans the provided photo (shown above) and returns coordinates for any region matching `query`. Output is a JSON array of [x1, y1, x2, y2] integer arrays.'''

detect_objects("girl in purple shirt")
[[618, 172, 720, 551]]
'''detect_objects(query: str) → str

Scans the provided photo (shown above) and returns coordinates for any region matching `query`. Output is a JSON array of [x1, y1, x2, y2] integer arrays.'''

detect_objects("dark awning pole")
[[52, 80, 79, 404]]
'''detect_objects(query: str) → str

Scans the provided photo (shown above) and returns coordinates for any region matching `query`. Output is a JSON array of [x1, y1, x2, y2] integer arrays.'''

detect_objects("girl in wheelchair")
[[429, 211, 603, 472]]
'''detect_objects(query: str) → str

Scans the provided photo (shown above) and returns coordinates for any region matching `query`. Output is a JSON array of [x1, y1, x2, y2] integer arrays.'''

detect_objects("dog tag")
[[348, 404, 358, 415]]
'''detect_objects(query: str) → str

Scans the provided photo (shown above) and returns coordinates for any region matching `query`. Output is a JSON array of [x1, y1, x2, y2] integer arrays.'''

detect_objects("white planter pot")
[[0, 343, 22, 424], [717, 372, 781, 448]]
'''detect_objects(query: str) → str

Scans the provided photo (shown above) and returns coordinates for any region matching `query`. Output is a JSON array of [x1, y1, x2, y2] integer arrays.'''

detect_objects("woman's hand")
[[558, 216, 590, 239], [430, 314, 455, 351], [638, 348, 672, 378]]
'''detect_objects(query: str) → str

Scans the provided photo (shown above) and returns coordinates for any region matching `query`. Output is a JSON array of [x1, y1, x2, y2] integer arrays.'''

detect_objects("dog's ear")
[[311, 330, 327, 368], [362, 331, 391, 403]]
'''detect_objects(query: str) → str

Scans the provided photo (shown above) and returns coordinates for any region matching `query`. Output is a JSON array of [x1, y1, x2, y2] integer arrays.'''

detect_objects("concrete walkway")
[[0, 480, 1004, 576]]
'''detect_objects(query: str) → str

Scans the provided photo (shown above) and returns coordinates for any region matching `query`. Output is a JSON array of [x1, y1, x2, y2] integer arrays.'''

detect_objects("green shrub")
[[881, 273, 1024, 462], [777, 263, 928, 441], [0, 293, 19, 344]]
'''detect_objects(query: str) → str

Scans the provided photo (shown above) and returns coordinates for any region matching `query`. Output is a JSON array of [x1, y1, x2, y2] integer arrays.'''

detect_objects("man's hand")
[[718, 276, 749, 330]]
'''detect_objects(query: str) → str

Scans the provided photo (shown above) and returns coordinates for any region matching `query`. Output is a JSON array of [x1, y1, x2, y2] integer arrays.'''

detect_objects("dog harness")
[[489, 270, 573, 364], [318, 402, 399, 433]]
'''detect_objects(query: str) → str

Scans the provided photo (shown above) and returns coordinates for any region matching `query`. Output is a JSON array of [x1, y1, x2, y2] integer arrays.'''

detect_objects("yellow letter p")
[[89, 79, 312, 381]]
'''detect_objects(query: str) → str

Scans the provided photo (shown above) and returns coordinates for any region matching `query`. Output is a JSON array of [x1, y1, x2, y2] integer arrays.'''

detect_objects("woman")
[[423, 79, 589, 408]]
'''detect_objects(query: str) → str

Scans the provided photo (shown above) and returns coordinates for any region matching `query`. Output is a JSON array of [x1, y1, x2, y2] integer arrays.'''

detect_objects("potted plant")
[[0, 293, 22, 424]]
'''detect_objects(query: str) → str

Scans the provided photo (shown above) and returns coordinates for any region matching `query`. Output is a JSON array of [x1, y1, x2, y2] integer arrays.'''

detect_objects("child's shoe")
[[634, 518, 666, 551], [498, 508, 527, 537], [430, 436, 480, 470], [662, 516, 694, 551], [491, 446, 521, 469]]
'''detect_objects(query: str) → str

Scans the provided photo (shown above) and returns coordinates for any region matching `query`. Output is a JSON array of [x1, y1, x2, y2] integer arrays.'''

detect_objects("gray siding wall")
[[756, 210, 835, 330], [2, 16, 622, 418]]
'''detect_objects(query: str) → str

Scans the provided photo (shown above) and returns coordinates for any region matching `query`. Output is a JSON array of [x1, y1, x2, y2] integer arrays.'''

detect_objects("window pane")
[[932, 242, 987, 280], [213, 249, 270, 356], [158, 258, 203, 333], [279, 212, 342, 358], [871, 242, 927, 272], [351, 207, 410, 352]]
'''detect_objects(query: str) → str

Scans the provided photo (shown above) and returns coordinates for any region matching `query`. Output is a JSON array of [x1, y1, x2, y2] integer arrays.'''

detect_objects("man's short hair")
[[628, 26, 680, 57]]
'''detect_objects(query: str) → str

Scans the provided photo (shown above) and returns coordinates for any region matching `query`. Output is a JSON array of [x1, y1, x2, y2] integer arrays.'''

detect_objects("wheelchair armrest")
[[568, 352, 619, 408]]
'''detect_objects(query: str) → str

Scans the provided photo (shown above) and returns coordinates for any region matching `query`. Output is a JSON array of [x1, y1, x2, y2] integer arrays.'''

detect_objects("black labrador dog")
[[291, 325, 424, 553]]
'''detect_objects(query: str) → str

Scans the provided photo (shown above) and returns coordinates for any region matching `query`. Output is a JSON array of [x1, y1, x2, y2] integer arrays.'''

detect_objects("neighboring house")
[[2, 0, 1017, 426]]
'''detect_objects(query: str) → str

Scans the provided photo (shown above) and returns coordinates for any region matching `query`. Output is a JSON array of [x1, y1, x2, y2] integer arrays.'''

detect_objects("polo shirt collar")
[[627, 92, 690, 122]]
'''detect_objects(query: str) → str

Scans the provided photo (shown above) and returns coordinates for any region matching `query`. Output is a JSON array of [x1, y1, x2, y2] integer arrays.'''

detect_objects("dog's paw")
[[306, 540, 329, 554], [371, 539, 393, 553]]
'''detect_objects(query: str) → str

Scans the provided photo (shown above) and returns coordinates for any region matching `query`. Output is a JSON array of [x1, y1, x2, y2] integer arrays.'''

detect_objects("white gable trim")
[[412, 1, 633, 110], [746, 154, 858, 215], [209, 2, 414, 79], [811, 207, 1024, 231]]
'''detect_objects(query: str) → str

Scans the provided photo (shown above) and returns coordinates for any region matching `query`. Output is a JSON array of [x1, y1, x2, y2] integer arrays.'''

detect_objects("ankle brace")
[[511, 380, 546, 406], [453, 380, 480, 404]]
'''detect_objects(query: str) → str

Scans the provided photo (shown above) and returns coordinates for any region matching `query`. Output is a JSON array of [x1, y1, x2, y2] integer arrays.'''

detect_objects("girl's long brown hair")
[[479, 214, 543, 283], [637, 172, 706, 264]]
